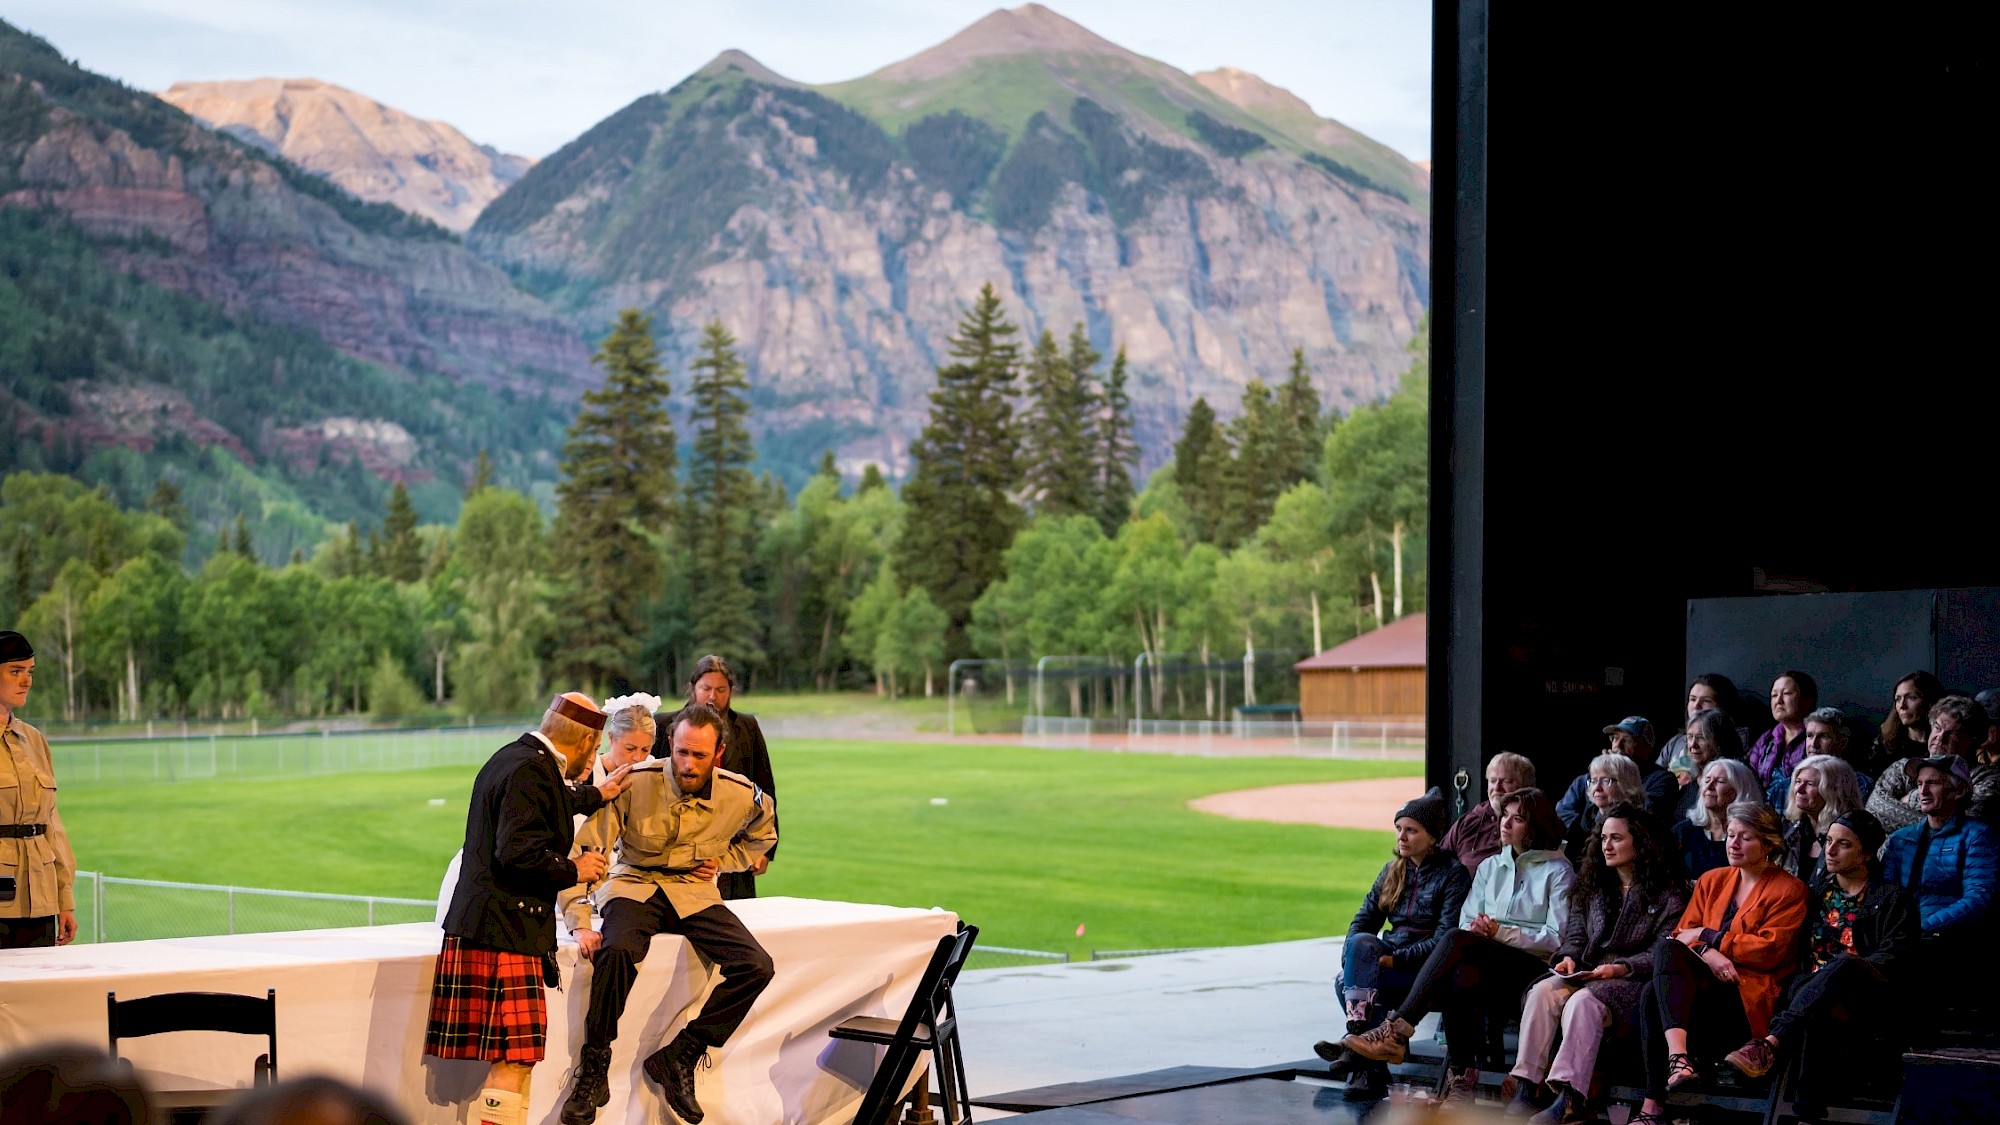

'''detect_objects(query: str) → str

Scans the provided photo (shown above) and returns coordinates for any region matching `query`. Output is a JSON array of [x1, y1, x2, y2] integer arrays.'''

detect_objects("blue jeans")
[[1342, 933, 1420, 1008]]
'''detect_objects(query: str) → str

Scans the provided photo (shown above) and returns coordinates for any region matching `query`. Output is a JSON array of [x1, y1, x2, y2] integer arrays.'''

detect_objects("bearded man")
[[424, 693, 634, 1125]]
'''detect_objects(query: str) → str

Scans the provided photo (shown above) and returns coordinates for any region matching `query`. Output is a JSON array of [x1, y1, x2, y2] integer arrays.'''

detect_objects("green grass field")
[[56, 739, 1416, 957]]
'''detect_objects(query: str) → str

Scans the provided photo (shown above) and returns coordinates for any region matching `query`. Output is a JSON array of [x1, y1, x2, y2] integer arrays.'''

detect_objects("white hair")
[[1690, 758, 1764, 829]]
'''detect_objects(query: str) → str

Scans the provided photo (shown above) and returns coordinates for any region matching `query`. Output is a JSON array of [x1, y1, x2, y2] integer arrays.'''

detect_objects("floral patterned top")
[[1809, 884, 1864, 968]]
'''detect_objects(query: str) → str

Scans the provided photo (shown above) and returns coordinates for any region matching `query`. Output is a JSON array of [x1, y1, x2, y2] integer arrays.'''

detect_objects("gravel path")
[[1188, 777, 1425, 831]]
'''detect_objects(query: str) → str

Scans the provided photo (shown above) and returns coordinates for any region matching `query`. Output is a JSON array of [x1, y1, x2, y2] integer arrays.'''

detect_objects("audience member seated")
[[1662, 675, 1750, 780], [1879, 754, 1996, 999], [1442, 752, 1537, 877], [1749, 670, 1818, 798], [1721, 810, 1917, 1122], [1314, 787, 1473, 1102], [1627, 802, 1809, 1125], [1672, 709, 1745, 821], [1769, 708, 1875, 809], [1672, 759, 1764, 879], [1870, 695, 1993, 832], [1340, 789, 1575, 1103], [1562, 754, 1651, 867], [210, 1076, 409, 1125], [1508, 804, 1689, 1125], [1779, 754, 1865, 884], [1977, 690, 2000, 767], [0, 1043, 149, 1125], [1877, 670, 1945, 776], [1559, 718, 1676, 828]]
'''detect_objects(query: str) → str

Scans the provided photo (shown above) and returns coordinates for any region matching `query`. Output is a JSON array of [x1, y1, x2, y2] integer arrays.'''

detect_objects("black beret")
[[0, 631, 32, 663]]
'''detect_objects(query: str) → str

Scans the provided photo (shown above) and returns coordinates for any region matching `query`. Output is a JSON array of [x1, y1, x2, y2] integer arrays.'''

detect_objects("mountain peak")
[[870, 3, 1127, 83], [1193, 67, 1316, 120], [157, 78, 532, 232], [696, 48, 799, 87]]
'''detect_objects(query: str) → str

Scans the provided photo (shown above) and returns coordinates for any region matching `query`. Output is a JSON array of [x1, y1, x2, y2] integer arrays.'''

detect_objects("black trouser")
[[1638, 937, 1751, 1101], [1396, 928, 1549, 1068], [583, 890, 774, 1051], [1767, 954, 1897, 1108], [717, 872, 757, 901], [0, 915, 56, 948]]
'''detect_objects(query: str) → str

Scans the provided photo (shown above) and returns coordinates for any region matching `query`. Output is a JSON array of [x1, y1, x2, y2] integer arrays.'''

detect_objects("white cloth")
[[0, 898, 956, 1125], [1458, 846, 1575, 956]]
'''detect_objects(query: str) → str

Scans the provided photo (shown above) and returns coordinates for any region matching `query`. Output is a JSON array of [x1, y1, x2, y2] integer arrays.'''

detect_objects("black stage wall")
[[1427, 1, 1998, 809]]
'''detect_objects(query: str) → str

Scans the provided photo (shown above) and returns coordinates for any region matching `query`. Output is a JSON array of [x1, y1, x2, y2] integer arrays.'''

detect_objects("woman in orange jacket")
[[1627, 801, 1808, 1125]]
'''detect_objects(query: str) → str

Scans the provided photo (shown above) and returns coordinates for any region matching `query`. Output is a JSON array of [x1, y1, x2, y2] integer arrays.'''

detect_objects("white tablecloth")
[[0, 897, 957, 1125]]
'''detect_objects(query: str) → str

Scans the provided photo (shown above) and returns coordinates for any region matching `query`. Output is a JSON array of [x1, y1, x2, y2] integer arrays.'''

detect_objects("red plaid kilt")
[[423, 935, 548, 1063]]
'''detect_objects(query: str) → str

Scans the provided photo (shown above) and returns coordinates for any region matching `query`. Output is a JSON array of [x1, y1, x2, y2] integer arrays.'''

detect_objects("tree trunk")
[[434, 643, 448, 704], [1391, 521, 1405, 620], [1309, 590, 1323, 654], [61, 589, 78, 722], [1200, 633, 1214, 719], [1370, 570, 1385, 629], [924, 662, 935, 698], [126, 644, 140, 723]]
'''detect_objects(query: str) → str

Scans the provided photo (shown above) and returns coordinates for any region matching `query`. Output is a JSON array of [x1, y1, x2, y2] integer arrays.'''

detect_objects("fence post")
[[228, 886, 236, 934], [368, 898, 376, 926]]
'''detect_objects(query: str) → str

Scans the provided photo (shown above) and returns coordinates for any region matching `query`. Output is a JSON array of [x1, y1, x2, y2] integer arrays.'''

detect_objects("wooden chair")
[[108, 988, 276, 1117], [832, 924, 979, 1125]]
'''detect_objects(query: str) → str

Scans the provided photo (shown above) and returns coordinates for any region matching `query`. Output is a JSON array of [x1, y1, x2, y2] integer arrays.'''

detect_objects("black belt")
[[626, 862, 696, 875], [0, 824, 46, 838]]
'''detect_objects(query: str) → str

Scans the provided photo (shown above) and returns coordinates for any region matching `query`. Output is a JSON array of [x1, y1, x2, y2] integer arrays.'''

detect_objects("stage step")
[[974, 1061, 1319, 1114]]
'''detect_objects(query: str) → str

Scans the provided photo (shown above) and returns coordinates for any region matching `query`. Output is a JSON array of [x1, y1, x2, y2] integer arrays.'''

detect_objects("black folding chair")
[[108, 988, 277, 1113], [831, 923, 979, 1125]]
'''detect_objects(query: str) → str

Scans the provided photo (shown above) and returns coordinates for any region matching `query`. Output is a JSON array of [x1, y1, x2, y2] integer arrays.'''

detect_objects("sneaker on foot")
[[1723, 1038, 1777, 1079]]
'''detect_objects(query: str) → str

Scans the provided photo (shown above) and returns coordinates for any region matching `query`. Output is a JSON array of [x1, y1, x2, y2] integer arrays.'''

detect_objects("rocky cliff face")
[[157, 78, 534, 233], [0, 38, 590, 397], [474, 5, 1428, 474]]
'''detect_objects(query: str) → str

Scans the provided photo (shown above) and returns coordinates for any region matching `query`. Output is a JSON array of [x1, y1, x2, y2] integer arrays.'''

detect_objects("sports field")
[[55, 737, 1417, 957]]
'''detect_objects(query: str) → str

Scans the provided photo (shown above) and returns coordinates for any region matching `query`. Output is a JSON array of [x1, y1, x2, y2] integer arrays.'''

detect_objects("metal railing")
[[71, 871, 436, 944], [49, 725, 519, 784]]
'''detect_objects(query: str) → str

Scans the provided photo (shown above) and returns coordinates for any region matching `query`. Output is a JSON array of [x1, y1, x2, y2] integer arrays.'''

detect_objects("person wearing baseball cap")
[[1556, 716, 1677, 831], [1879, 753, 1996, 1002], [1722, 809, 1919, 1118], [0, 630, 78, 949]]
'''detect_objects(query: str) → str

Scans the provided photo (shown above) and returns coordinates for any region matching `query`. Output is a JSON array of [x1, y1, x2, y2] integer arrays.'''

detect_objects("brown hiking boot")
[[1724, 1037, 1778, 1078], [1339, 1013, 1415, 1064]]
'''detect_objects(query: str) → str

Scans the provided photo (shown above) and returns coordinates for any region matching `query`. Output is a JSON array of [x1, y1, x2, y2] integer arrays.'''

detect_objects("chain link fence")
[[68, 871, 435, 945]]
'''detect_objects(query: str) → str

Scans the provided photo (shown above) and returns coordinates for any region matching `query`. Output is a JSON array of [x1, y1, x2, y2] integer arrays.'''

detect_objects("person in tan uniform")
[[557, 703, 777, 1125], [0, 630, 77, 949]]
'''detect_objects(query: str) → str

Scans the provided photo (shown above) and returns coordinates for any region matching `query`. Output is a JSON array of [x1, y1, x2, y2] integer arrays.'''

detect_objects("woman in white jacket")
[[1340, 787, 1576, 1101]]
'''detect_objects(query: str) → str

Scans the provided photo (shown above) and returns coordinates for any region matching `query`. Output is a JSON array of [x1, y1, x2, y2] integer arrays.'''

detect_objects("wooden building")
[[1295, 613, 1427, 721]]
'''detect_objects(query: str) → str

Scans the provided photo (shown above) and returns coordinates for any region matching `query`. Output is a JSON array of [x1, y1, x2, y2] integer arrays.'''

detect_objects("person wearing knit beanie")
[[1396, 787, 1449, 840]]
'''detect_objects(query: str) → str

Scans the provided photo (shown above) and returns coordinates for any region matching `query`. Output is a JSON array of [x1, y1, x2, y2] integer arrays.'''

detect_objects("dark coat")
[[1556, 881, 1691, 1030], [443, 734, 604, 957], [1348, 849, 1473, 970], [1799, 869, 1920, 979], [660, 706, 777, 900]]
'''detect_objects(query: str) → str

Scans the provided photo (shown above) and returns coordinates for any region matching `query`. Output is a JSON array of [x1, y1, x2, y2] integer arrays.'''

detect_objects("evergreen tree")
[[1020, 324, 1099, 518], [1170, 397, 1229, 542], [683, 319, 765, 666], [146, 478, 187, 530], [230, 514, 256, 561], [1216, 380, 1285, 547], [1094, 347, 1138, 535], [550, 309, 677, 688], [858, 464, 888, 493], [1275, 348, 1325, 486], [893, 283, 1023, 653], [816, 450, 840, 482], [468, 449, 494, 496], [381, 480, 422, 583]]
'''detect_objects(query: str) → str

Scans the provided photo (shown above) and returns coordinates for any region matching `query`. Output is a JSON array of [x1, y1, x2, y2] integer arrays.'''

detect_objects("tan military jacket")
[[1, 715, 77, 918], [563, 762, 775, 931]]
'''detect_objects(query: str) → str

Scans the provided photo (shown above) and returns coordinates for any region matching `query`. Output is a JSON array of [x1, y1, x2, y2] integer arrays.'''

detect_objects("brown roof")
[[1294, 613, 1427, 671]]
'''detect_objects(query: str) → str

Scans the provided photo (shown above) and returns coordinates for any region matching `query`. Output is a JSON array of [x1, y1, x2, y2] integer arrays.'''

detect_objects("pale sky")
[[2, 0, 1432, 162]]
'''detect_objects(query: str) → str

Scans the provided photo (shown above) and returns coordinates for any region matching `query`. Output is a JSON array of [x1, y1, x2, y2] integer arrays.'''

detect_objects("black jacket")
[[1348, 849, 1473, 969], [1557, 881, 1690, 977], [1801, 868, 1920, 980], [443, 734, 605, 957]]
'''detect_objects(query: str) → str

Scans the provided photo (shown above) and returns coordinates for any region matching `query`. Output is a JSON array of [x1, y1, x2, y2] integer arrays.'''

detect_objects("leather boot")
[[559, 1045, 612, 1125], [643, 1035, 709, 1124]]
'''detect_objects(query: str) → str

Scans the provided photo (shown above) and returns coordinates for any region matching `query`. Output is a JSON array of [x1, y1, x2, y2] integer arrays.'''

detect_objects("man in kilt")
[[425, 693, 634, 1125]]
